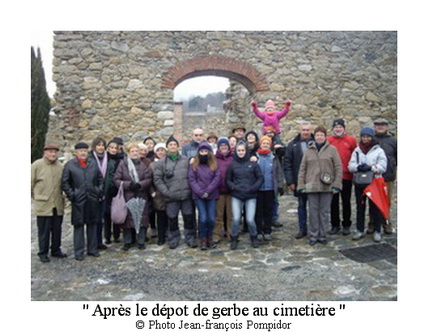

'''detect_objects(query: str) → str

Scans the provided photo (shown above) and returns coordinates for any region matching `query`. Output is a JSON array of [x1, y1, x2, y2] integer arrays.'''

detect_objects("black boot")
[[230, 236, 238, 250], [250, 235, 260, 248]]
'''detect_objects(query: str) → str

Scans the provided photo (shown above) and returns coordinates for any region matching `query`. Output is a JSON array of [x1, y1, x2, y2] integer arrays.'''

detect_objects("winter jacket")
[[215, 149, 234, 194], [284, 134, 315, 194], [150, 161, 166, 211], [113, 157, 152, 229], [61, 158, 103, 226], [348, 144, 387, 176], [297, 141, 343, 193], [188, 163, 221, 200], [31, 157, 65, 216], [253, 106, 289, 134], [375, 132, 397, 181], [226, 145, 264, 200], [153, 153, 192, 202], [327, 133, 357, 181], [256, 152, 285, 196], [181, 140, 200, 158]]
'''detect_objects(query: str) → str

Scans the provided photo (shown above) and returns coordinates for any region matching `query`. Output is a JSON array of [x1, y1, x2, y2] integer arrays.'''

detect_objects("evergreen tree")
[[31, 46, 51, 162]]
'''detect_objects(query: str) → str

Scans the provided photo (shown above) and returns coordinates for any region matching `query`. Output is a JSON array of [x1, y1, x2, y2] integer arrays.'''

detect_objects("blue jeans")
[[298, 194, 308, 232], [231, 197, 257, 237], [195, 199, 217, 238]]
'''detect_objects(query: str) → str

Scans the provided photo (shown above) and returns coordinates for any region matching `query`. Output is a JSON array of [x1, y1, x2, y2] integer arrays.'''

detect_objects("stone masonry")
[[47, 31, 397, 152]]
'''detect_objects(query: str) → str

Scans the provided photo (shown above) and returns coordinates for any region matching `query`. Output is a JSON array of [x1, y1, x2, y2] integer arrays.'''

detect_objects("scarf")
[[199, 155, 208, 164], [77, 157, 87, 168], [257, 148, 271, 155], [359, 141, 375, 155], [169, 153, 179, 161], [93, 151, 107, 178], [127, 156, 140, 183]]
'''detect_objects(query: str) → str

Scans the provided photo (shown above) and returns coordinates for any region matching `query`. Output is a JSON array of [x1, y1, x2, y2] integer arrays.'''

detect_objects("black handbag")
[[316, 150, 334, 185], [353, 152, 374, 187]]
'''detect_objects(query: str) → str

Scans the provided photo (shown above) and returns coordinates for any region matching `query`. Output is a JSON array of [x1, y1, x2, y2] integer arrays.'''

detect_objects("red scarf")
[[77, 157, 87, 168], [257, 148, 271, 155]]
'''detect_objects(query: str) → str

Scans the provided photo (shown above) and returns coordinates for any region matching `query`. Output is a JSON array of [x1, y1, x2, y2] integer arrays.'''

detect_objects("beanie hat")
[[197, 141, 213, 153], [217, 137, 230, 148], [259, 135, 272, 145], [265, 100, 276, 110], [245, 130, 259, 142], [144, 136, 157, 145], [154, 143, 166, 152], [166, 135, 179, 147], [360, 127, 375, 137], [75, 142, 89, 150], [332, 118, 346, 128]]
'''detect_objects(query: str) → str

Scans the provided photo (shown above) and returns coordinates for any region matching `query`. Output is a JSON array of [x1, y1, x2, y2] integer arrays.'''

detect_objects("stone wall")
[[47, 31, 397, 152]]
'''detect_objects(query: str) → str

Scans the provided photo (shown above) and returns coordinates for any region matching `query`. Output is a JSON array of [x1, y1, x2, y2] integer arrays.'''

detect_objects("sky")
[[30, 31, 230, 100]]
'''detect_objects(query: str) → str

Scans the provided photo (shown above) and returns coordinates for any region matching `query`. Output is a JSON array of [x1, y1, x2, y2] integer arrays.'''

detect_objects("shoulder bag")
[[111, 181, 128, 224]]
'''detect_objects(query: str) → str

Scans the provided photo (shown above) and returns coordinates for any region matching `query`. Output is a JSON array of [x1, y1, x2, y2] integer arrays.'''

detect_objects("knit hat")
[[144, 136, 157, 145], [166, 135, 179, 147], [259, 135, 272, 145], [332, 118, 346, 128], [265, 100, 276, 111], [197, 141, 213, 153], [74, 142, 89, 150], [217, 137, 230, 148], [360, 127, 375, 137], [154, 143, 166, 152]]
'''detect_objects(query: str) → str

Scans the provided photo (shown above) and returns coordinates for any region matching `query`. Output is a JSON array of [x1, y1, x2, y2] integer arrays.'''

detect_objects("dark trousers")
[[297, 193, 308, 232], [104, 212, 121, 242], [256, 190, 275, 235], [331, 179, 353, 228], [97, 199, 106, 246], [156, 210, 168, 242], [37, 208, 63, 258], [73, 223, 98, 258], [355, 186, 384, 233]]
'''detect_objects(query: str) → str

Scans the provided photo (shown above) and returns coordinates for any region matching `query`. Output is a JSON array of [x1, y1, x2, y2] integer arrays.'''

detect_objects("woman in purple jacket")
[[188, 142, 221, 250]]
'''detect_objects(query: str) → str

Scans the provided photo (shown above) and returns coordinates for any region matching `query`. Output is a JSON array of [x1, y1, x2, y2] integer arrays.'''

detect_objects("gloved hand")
[[278, 187, 284, 196], [332, 187, 341, 194], [357, 163, 372, 172], [285, 100, 292, 109], [129, 182, 141, 191], [250, 100, 258, 109], [202, 192, 209, 199]]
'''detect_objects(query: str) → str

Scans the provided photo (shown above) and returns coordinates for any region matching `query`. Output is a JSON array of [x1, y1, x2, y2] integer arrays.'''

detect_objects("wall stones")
[[47, 31, 397, 151]]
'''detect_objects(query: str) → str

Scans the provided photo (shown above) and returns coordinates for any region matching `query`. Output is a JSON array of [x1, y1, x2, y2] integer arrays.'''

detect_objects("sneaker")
[[263, 234, 272, 241], [257, 234, 263, 241], [373, 232, 382, 242], [352, 231, 364, 241], [342, 227, 351, 236]]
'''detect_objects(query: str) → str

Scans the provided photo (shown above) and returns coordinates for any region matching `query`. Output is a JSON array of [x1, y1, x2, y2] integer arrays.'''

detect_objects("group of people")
[[31, 99, 397, 263]]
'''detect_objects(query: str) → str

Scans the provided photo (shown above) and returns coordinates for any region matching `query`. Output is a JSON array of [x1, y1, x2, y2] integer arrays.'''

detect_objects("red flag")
[[363, 177, 390, 219]]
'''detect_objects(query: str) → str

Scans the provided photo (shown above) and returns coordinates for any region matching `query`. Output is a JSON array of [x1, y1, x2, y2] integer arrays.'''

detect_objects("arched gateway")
[[47, 31, 396, 152]]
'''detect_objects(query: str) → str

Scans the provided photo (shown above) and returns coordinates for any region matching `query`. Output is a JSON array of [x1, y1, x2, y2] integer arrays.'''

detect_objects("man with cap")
[[231, 125, 246, 141], [327, 119, 357, 235], [153, 135, 198, 249], [31, 144, 66, 263], [62, 142, 104, 261], [373, 118, 397, 234]]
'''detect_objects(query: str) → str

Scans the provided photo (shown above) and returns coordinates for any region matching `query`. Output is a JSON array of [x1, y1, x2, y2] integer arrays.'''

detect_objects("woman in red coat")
[[114, 142, 152, 250]]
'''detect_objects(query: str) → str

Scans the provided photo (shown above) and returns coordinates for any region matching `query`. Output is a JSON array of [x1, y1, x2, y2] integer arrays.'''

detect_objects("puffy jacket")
[[188, 163, 221, 200], [61, 158, 103, 226], [348, 144, 387, 176], [297, 141, 343, 193], [153, 154, 191, 202], [375, 132, 397, 181], [327, 133, 357, 181], [215, 149, 234, 194], [226, 144, 264, 200]]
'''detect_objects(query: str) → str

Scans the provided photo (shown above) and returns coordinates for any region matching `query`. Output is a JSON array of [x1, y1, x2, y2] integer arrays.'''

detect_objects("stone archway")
[[161, 55, 269, 94]]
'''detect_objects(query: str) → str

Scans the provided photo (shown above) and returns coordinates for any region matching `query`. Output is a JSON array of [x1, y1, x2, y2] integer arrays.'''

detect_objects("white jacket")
[[348, 144, 387, 175]]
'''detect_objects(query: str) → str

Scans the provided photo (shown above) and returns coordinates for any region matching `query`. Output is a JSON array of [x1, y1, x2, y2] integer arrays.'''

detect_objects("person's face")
[[237, 145, 246, 158], [361, 134, 373, 144], [145, 140, 155, 151], [193, 130, 204, 143], [315, 132, 326, 144], [333, 125, 345, 136], [139, 147, 148, 158], [207, 137, 217, 143], [266, 130, 275, 138], [219, 143, 229, 154], [300, 125, 312, 140], [44, 149, 58, 163], [75, 148, 88, 160], [95, 142, 105, 154], [374, 123, 388, 135], [229, 137, 237, 149], [129, 147, 140, 159], [167, 141, 178, 154], [261, 140, 271, 151], [155, 148, 166, 159], [234, 129, 244, 139], [199, 149, 209, 156], [107, 142, 118, 155], [247, 133, 256, 144]]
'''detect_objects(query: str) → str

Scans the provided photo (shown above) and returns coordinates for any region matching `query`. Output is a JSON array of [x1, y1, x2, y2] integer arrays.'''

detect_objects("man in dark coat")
[[283, 122, 314, 239], [374, 118, 397, 234], [62, 142, 104, 261]]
